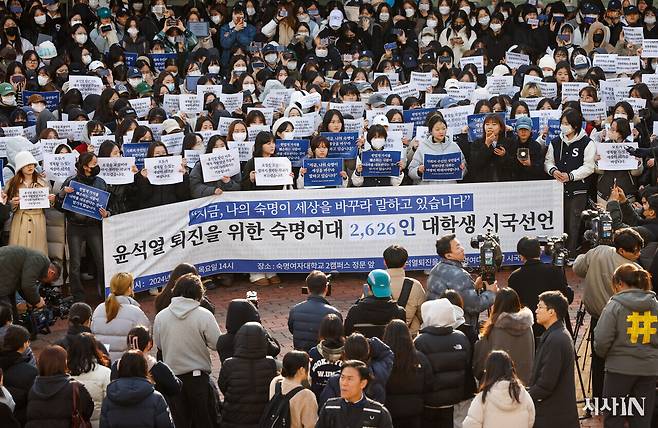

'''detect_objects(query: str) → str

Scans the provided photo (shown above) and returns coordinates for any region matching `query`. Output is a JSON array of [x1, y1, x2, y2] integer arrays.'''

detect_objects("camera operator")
[[0, 246, 61, 321], [607, 185, 658, 238], [573, 227, 645, 401], [508, 237, 574, 341], [427, 234, 499, 333]]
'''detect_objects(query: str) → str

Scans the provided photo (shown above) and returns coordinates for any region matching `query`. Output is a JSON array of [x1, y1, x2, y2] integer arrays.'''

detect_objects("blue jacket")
[[288, 295, 342, 352], [100, 377, 174, 428], [219, 22, 257, 64]]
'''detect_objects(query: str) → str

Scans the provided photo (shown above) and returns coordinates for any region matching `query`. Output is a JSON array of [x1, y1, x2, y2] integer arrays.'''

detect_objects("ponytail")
[[612, 264, 652, 291], [105, 272, 134, 322]]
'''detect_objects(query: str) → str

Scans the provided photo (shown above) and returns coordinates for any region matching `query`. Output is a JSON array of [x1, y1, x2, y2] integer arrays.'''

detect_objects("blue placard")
[[424, 152, 463, 181], [186, 75, 201, 93], [62, 181, 110, 221], [321, 132, 359, 159], [546, 119, 561, 145], [275, 139, 310, 167], [148, 53, 178, 72], [125, 52, 138, 67], [303, 158, 342, 187], [361, 150, 401, 177], [122, 143, 150, 169], [467, 112, 507, 142], [506, 117, 540, 141], [0, 159, 4, 187], [403, 107, 435, 132], [22, 90, 60, 112]]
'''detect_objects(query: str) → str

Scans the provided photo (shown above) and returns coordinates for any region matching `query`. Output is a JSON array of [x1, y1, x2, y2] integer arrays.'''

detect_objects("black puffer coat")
[[100, 377, 174, 428], [385, 349, 433, 421], [25, 375, 94, 428], [0, 350, 38, 424], [218, 322, 278, 428]]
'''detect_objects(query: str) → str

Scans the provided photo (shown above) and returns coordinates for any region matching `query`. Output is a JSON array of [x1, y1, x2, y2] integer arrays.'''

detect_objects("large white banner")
[[103, 181, 564, 292]]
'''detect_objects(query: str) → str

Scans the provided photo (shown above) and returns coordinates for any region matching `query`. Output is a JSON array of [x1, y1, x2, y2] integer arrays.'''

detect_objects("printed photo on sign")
[[62, 181, 110, 221], [143, 155, 184, 185], [254, 157, 293, 186], [19, 187, 50, 209]]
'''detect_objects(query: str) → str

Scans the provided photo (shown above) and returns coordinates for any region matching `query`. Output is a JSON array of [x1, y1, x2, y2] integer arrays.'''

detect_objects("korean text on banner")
[[62, 181, 109, 221], [97, 157, 135, 185], [596, 142, 639, 170], [255, 157, 293, 186], [200, 149, 241, 182], [361, 151, 401, 177], [19, 187, 50, 209], [303, 158, 343, 187], [102, 182, 564, 292], [143, 156, 184, 185], [423, 153, 463, 181], [321, 132, 359, 159]]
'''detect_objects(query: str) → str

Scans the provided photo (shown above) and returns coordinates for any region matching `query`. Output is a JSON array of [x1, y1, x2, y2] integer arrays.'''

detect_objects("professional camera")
[[537, 234, 569, 267], [581, 207, 613, 247], [470, 230, 503, 283], [17, 285, 74, 339]]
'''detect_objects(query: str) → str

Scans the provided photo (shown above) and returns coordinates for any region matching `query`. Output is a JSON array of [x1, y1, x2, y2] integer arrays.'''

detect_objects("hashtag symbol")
[[626, 311, 658, 344]]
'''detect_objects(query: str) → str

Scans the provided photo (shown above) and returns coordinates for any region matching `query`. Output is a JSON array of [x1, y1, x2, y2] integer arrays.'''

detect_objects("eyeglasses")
[[536, 303, 548, 310]]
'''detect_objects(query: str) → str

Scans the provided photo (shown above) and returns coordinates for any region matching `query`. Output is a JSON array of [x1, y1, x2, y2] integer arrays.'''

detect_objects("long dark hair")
[[67, 333, 110, 376], [154, 263, 199, 313], [382, 319, 419, 374], [480, 350, 522, 403], [482, 288, 521, 337]]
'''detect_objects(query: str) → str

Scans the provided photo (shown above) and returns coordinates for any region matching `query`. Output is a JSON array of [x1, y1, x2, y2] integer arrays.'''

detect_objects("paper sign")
[[486, 76, 514, 95], [196, 84, 223, 97], [43, 153, 76, 181], [184, 149, 202, 168], [383, 131, 404, 153], [561, 82, 588, 102], [160, 132, 184, 156], [438, 105, 475, 133], [148, 53, 177, 72], [303, 158, 343, 187], [410, 71, 433, 91], [163, 94, 180, 116], [388, 122, 414, 140], [143, 155, 183, 185], [423, 153, 463, 181], [298, 93, 322, 110], [263, 89, 293, 109], [361, 151, 401, 177], [97, 157, 135, 185], [623, 97, 647, 114], [459, 55, 484, 74], [22, 91, 60, 111], [254, 157, 293, 186], [642, 74, 658, 93], [1, 126, 24, 137], [275, 139, 310, 167], [227, 141, 255, 162], [625, 26, 645, 45], [69, 75, 104, 99], [392, 83, 419, 100], [321, 132, 359, 159], [129, 98, 151, 118], [344, 119, 363, 135], [90, 135, 115, 152], [247, 107, 274, 125], [179, 94, 204, 114], [247, 125, 271, 140], [581, 101, 607, 121], [424, 93, 448, 108], [290, 116, 316, 138], [200, 149, 241, 181], [642, 39, 658, 58], [219, 92, 244, 113], [617, 56, 641, 74], [217, 117, 235, 137], [537, 81, 558, 98], [505, 52, 530, 69], [19, 187, 50, 209], [39, 138, 68, 155], [596, 142, 639, 170], [46, 121, 87, 141], [62, 180, 109, 220], [403, 108, 435, 132], [592, 54, 618, 73], [122, 143, 150, 169]]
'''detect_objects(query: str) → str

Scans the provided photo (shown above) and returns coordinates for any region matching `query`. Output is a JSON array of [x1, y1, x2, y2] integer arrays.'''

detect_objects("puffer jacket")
[[91, 295, 150, 361], [56, 174, 108, 226], [189, 162, 241, 198], [0, 245, 50, 305], [218, 322, 278, 428], [594, 288, 658, 376], [217, 299, 280, 363], [100, 377, 174, 428], [343, 296, 406, 338], [473, 308, 535, 385], [385, 349, 433, 421], [45, 208, 66, 263], [25, 375, 94, 428], [72, 363, 111, 428], [462, 380, 535, 428], [308, 340, 344, 398], [288, 295, 342, 352], [0, 350, 38, 424]]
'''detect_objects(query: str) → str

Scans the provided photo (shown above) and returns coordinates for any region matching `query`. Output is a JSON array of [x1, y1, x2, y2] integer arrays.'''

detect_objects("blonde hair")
[[105, 272, 134, 322]]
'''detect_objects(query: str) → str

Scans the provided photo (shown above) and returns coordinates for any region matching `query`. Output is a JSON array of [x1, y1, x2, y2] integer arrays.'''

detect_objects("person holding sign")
[[594, 118, 643, 203], [189, 136, 241, 198], [4, 151, 53, 255], [97, 141, 139, 214], [297, 136, 348, 189], [57, 152, 108, 301], [352, 125, 405, 187], [507, 117, 549, 181], [241, 131, 293, 191], [409, 114, 465, 184], [468, 113, 514, 182], [136, 142, 190, 209]]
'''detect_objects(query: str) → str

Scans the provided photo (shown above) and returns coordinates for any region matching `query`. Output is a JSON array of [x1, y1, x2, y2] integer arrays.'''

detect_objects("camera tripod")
[[571, 301, 593, 419]]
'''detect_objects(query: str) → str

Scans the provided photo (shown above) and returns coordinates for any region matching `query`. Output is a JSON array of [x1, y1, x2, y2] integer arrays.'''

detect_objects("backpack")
[[396, 278, 414, 308], [259, 380, 304, 428]]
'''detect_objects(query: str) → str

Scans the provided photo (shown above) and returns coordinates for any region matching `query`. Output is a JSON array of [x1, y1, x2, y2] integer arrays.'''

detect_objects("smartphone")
[[538, 14, 548, 22], [167, 18, 177, 26], [97, 69, 110, 77], [384, 42, 397, 51], [517, 147, 530, 161], [527, 18, 539, 26], [553, 15, 565, 23], [558, 34, 570, 41], [10, 75, 25, 84], [438, 56, 452, 63], [279, 9, 288, 17], [100, 24, 112, 33]]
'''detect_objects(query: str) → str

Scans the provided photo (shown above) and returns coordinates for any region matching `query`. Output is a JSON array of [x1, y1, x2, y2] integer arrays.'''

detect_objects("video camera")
[[17, 285, 73, 339], [470, 230, 503, 283], [537, 233, 569, 267], [581, 206, 613, 247]]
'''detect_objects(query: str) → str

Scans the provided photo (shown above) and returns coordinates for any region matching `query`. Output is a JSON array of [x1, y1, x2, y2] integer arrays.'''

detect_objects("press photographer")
[[427, 234, 499, 334], [607, 185, 658, 238]]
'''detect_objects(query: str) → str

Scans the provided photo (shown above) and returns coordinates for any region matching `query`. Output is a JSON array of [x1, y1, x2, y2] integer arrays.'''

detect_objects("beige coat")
[[6, 176, 51, 255], [268, 376, 318, 428], [463, 380, 535, 428], [388, 268, 426, 335]]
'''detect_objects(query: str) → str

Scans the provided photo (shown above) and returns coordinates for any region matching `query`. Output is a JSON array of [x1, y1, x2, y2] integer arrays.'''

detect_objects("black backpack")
[[259, 380, 304, 428]]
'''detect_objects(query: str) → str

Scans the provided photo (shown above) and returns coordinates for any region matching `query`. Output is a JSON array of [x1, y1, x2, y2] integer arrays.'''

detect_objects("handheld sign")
[[43, 153, 76, 181], [62, 181, 110, 221], [361, 151, 401, 177], [22, 91, 60, 111], [321, 132, 359, 159], [275, 139, 310, 167], [68, 75, 104, 99], [254, 157, 293, 186], [122, 143, 150, 169], [19, 187, 50, 209], [184, 150, 202, 168], [423, 153, 463, 181], [303, 158, 343, 187], [596, 142, 639, 170], [143, 155, 184, 185], [227, 141, 255, 162], [97, 157, 135, 185], [200, 149, 241, 182]]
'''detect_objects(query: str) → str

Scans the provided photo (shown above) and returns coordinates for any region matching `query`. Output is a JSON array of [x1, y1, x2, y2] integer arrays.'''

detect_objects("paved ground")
[[31, 268, 605, 427]]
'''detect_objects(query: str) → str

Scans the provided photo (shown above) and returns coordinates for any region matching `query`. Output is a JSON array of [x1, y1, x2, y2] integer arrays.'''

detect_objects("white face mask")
[[460, 6, 470, 15], [490, 23, 502, 32], [152, 5, 165, 15], [165, 82, 175, 92], [247, 7, 256, 16], [128, 77, 142, 87], [614, 113, 628, 119], [2, 95, 16, 106], [82, 54, 92, 65], [187, 70, 201, 76], [234, 66, 247, 74], [282, 132, 294, 140], [167, 35, 176, 44], [127, 27, 139, 37], [439, 6, 451, 15], [560, 124, 573, 135], [298, 15, 310, 23], [478, 16, 490, 26], [431, 77, 439, 86], [287, 60, 297, 70], [419, 3, 430, 12], [243, 84, 256, 92], [37, 75, 49, 86], [502, 11, 509, 20], [646, 16, 657, 25], [75, 33, 88, 44], [35, 15, 47, 25], [315, 48, 328, 58], [405, 8, 415, 17], [232, 132, 247, 142], [370, 138, 385, 149], [265, 53, 278, 63], [516, 113, 528, 118], [31, 103, 46, 112], [210, 15, 221, 25], [427, 19, 438, 28], [421, 36, 434, 47], [379, 12, 389, 22], [208, 65, 220, 74]]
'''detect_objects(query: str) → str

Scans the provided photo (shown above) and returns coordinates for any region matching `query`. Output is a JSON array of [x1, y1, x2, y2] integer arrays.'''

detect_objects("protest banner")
[[227, 141, 255, 161], [623, 97, 647, 115], [184, 150, 202, 168], [423, 153, 463, 181], [0, 159, 3, 187], [24, 125, 36, 141], [200, 149, 241, 181], [124, 52, 137, 66], [198, 129, 223, 143], [255, 157, 293, 186], [459, 55, 484, 73], [361, 150, 401, 177], [302, 158, 343, 187], [617, 56, 641, 74], [263, 88, 293, 109], [561, 82, 588, 101], [321, 132, 359, 159], [290, 115, 316, 138], [97, 157, 135, 185], [247, 124, 271, 140], [162, 94, 181, 116], [392, 83, 419, 100], [373, 72, 399, 85], [102, 181, 564, 291], [148, 53, 177, 71], [22, 91, 60, 111], [505, 52, 530, 69], [25, 141, 43, 162], [129, 98, 152, 118], [19, 187, 50, 209], [485, 76, 514, 95], [143, 155, 184, 185], [343, 119, 363, 135], [546, 119, 561, 145], [275, 139, 310, 167], [642, 39, 658, 58], [592, 53, 618, 73], [122, 143, 150, 169], [537, 81, 558, 98], [596, 142, 639, 170], [68, 75, 104, 98], [642, 74, 658, 93], [519, 97, 542, 110], [298, 92, 322, 110], [219, 92, 244, 112], [217, 116, 236, 136], [62, 181, 110, 221], [39, 138, 68, 155], [384, 131, 404, 153], [160, 132, 184, 155], [43, 153, 76, 181]]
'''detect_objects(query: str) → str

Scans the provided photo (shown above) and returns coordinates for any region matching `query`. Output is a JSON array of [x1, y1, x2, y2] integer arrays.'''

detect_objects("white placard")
[[623, 97, 648, 114], [592, 53, 618, 73], [414, 126, 429, 141], [438, 105, 476, 133], [424, 93, 448, 108], [97, 157, 135, 185], [143, 155, 184, 185], [263, 89, 293, 109], [392, 83, 419, 100], [298, 93, 322, 110], [247, 107, 274, 125], [617, 56, 641, 75], [596, 142, 639, 170], [254, 157, 293, 186], [160, 132, 184, 155], [179, 94, 204, 114], [519, 97, 542, 111], [196, 84, 223, 97], [459, 56, 484, 74], [227, 141, 255, 161], [373, 72, 400, 86], [625, 26, 645, 45], [537, 81, 558, 99], [410, 72, 433, 91], [290, 116, 316, 138], [68, 75, 104, 99], [485, 76, 514, 95], [219, 93, 244, 113], [581, 101, 607, 121], [90, 135, 115, 152], [184, 149, 202, 168], [200, 149, 241, 182], [19, 187, 50, 209], [344, 118, 363, 135], [163, 94, 180, 116], [1, 126, 23, 137], [642, 39, 658, 58], [129, 98, 152, 118], [43, 153, 76, 181], [388, 122, 414, 140], [642, 74, 658, 93], [505, 52, 530, 69], [39, 138, 68, 155], [561, 82, 588, 102], [383, 130, 404, 153], [217, 116, 235, 136], [46, 121, 88, 141], [522, 75, 542, 87], [247, 125, 271, 139]]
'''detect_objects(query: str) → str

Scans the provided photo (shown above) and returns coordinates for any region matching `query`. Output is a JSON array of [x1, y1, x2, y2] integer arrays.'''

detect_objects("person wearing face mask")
[[544, 108, 596, 256], [56, 152, 109, 301], [154, 14, 199, 54], [572, 2, 602, 47], [219, 4, 257, 65], [438, 10, 476, 63], [480, 12, 511, 65], [189, 130, 242, 199], [122, 18, 149, 55], [352, 125, 405, 187], [0, 83, 18, 117], [643, 7, 658, 38], [582, 21, 614, 53], [89, 7, 120, 54]]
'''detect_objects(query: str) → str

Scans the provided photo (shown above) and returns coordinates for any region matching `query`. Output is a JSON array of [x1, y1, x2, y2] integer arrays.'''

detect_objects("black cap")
[[118, 106, 137, 119]]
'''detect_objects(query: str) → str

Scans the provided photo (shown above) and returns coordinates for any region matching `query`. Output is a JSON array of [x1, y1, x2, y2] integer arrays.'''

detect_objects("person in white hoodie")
[[408, 114, 466, 184], [463, 350, 535, 428], [153, 273, 222, 428]]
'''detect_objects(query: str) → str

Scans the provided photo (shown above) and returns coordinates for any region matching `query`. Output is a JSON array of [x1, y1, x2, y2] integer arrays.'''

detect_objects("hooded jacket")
[[308, 340, 344, 398], [462, 380, 535, 428], [0, 350, 38, 424], [582, 22, 615, 53], [344, 295, 406, 338], [473, 308, 535, 385], [2, 136, 36, 184], [91, 295, 150, 361], [414, 299, 473, 407], [25, 375, 94, 428], [217, 299, 280, 362], [100, 377, 174, 428], [408, 135, 466, 184], [218, 322, 278, 428], [594, 288, 658, 376], [288, 295, 342, 352], [153, 296, 222, 375]]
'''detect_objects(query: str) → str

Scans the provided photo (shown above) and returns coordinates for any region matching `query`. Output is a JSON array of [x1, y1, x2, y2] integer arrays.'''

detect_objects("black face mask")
[[89, 165, 100, 176], [5, 27, 18, 37], [593, 33, 604, 43], [453, 24, 464, 31]]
